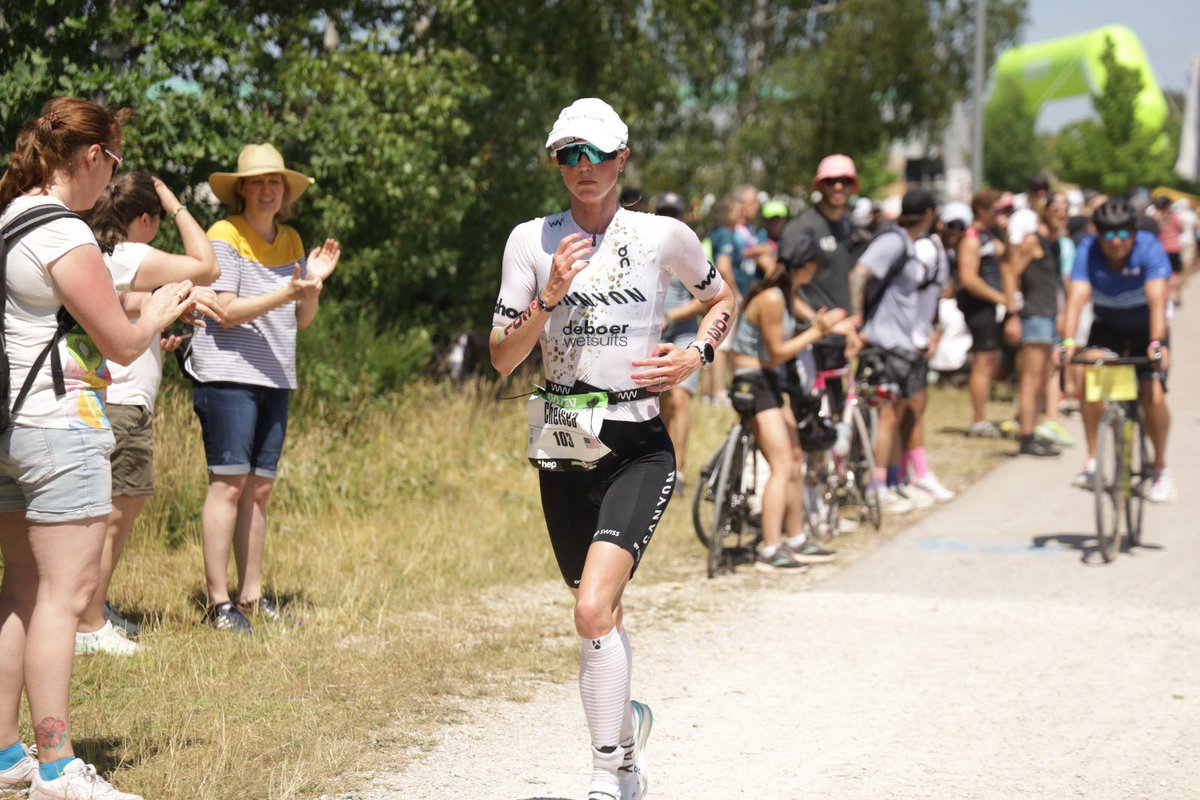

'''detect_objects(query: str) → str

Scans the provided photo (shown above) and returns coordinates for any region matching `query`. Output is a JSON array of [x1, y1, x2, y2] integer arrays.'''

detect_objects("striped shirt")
[[188, 216, 306, 389]]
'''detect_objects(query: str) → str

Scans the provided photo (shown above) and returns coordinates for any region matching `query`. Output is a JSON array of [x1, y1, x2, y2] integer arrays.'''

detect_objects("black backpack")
[[0, 205, 87, 432]]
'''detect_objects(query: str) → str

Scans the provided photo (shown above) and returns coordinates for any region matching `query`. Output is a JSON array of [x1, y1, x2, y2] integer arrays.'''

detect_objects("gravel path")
[[333, 288, 1200, 800]]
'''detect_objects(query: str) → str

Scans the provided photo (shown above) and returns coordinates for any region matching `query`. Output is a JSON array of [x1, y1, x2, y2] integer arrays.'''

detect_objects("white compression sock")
[[579, 627, 629, 751], [618, 626, 635, 744]]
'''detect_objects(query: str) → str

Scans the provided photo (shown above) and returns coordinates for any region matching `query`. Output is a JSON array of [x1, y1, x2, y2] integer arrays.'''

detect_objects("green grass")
[[17, 378, 1013, 799]]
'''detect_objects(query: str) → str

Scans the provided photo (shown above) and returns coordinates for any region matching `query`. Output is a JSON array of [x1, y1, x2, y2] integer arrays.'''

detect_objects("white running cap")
[[545, 98, 628, 154]]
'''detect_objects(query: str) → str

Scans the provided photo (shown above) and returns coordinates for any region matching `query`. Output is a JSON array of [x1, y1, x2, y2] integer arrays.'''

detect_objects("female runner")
[[490, 98, 735, 800]]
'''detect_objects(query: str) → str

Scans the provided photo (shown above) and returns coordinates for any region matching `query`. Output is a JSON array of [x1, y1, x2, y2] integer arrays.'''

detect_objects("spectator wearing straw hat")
[[188, 143, 341, 633]]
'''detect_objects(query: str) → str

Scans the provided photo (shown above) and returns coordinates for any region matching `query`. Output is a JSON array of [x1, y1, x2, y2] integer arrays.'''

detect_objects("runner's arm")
[[490, 230, 592, 376]]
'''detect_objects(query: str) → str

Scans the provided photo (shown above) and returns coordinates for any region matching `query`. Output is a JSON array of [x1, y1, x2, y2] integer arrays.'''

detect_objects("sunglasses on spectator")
[[1101, 228, 1134, 242], [993, 206, 1012, 215], [820, 177, 853, 188], [946, 220, 967, 232], [554, 143, 619, 167], [101, 146, 123, 173]]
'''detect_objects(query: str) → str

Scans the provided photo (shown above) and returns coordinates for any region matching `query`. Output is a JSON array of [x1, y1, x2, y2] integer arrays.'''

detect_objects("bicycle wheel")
[[803, 451, 839, 542], [692, 432, 730, 551], [1093, 407, 1125, 562], [848, 405, 882, 530], [701, 426, 743, 578], [1124, 411, 1149, 548]]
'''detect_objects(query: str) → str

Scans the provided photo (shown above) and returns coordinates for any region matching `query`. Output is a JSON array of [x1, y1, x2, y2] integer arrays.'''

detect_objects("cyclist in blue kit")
[[490, 98, 735, 800], [1062, 198, 1174, 502]]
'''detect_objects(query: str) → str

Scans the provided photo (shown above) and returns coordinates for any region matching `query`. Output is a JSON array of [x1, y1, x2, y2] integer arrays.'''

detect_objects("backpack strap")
[[1, 206, 89, 419], [862, 229, 912, 323]]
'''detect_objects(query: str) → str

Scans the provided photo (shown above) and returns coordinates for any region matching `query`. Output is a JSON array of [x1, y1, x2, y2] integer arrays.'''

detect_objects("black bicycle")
[[1069, 352, 1159, 562], [692, 381, 763, 578]]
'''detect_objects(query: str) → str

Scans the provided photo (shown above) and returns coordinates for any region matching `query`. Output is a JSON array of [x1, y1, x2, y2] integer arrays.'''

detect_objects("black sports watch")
[[687, 340, 715, 368]]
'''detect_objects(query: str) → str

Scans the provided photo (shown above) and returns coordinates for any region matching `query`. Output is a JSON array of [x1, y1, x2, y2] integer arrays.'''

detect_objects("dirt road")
[[337, 290, 1200, 800]]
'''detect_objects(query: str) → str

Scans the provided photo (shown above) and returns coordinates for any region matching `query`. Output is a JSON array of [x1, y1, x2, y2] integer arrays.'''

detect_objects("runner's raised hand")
[[541, 233, 593, 306]]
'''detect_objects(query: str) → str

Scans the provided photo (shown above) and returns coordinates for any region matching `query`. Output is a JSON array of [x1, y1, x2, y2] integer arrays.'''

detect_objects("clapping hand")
[[306, 239, 341, 282], [288, 263, 324, 301]]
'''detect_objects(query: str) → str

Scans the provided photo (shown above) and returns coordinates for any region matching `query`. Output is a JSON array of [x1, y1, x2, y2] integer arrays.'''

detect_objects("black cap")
[[1028, 174, 1051, 193], [778, 231, 820, 270], [654, 191, 686, 216], [901, 188, 936, 217]]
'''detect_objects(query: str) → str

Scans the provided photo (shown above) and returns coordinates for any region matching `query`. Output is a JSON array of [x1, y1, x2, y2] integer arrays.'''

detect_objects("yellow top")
[[207, 215, 304, 268]]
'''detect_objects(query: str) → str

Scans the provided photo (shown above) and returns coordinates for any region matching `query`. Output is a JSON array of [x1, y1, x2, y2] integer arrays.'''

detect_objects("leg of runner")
[[573, 543, 634, 799]]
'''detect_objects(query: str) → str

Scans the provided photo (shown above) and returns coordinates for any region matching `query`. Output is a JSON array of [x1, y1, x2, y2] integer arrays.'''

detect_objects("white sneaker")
[[0, 743, 37, 790], [836, 516, 860, 534], [28, 759, 142, 800], [1148, 468, 1176, 503], [879, 487, 915, 515], [896, 485, 934, 510], [588, 745, 622, 800], [909, 471, 956, 502], [75, 621, 140, 656], [619, 700, 652, 800]]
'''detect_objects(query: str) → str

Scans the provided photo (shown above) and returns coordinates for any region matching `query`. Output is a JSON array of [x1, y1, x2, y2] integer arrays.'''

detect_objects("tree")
[[983, 73, 1041, 190], [1054, 35, 1176, 194]]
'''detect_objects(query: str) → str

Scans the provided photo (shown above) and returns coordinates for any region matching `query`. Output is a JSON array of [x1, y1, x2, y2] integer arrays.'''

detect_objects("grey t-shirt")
[[860, 229, 924, 352], [662, 275, 699, 341]]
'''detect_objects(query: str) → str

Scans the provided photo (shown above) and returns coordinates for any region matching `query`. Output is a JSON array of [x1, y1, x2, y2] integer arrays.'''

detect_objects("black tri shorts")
[[959, 296, 1002, 354], [730, 368, 785, 417], [1085, 321, 1169, 388], [538, 417, 676, 589]]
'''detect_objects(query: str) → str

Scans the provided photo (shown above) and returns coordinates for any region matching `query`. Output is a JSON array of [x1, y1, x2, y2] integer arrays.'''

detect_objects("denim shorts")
[[1021, 315, 1058, 345], [192, 382, 290, 478], [0, 425, 115, 523]]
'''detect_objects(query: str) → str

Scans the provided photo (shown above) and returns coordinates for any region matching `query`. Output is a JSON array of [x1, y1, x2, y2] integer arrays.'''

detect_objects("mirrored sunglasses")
[[554, 143, 619, 167], [1101, 228, 1133, 242]]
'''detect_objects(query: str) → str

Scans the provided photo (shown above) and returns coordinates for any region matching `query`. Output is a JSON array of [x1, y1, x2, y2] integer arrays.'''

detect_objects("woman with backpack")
[[75, 172, 219, 655], [0, 97, 219, 800]]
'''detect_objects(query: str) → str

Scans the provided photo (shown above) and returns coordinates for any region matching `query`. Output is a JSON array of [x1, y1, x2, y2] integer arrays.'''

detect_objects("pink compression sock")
[[905, 447, 929, 479]]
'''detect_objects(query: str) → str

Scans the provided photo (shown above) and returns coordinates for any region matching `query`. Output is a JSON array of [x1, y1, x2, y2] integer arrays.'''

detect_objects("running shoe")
[[28, 758, 142, 800], [967, 421, 1000, 438], [103, 603, 141, 638], [1018, 435, 1060, 458], [1148, 468, 1176, 503], [619, 700, 653, 800], [75, 621, 140, 656], [207, 602, 253, 634], [879, 487, 915, 515], [588, 746, 622, 800], [786, 540, 838, 564], [896, 484, 934, 510], [837, 516, 860, 534], [754, 546, 810, 573], [998, 419, 1019, 439], [1035, 420, 1075, 448], [909, 471, 956, 502], [0, 744, 37, 791]]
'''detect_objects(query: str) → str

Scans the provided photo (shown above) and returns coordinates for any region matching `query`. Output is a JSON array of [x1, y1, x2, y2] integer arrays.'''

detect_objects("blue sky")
[[1023, 0, 1200, 130]]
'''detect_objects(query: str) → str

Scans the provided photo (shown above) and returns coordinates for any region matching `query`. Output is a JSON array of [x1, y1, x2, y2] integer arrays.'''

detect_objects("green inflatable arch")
[[991, 24, 1168, 132]]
